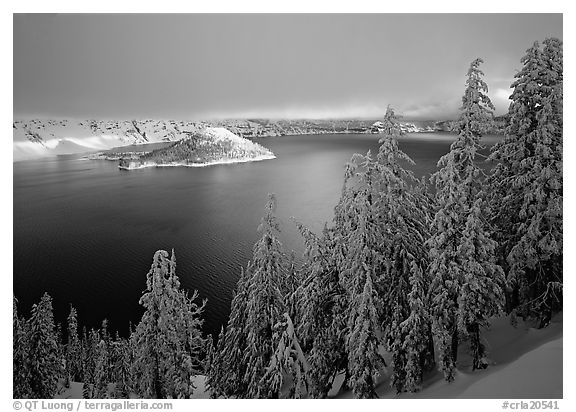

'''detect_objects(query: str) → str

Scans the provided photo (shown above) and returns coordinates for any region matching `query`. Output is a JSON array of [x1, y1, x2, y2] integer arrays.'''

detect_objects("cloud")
[[491, 88, 513, 113], [398, 99, 461, 121], [200, 101, 393, 120]]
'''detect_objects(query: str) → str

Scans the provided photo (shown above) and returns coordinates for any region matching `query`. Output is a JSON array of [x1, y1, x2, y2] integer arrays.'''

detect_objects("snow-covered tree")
[[427, 58, 505, 381], [81, 326, 96, 397], [93, 335, 110, 398], [208, 194, 289, 398], [13, 296, 31, 398], [27, 293, 61, 398], [131, 250, 207, 398], [400, 262, 433, 392], [66, 305, 82, 384], [241, 194, 289, 398], [373, 107, 434, 393], [260, 313, 311, 398], [110, 334, 132, 399], [293, 221, 348, 398], [206, 268, 250, 398], [82, 328, 100, 399], [347, 272, 385, 398], [488, 38, 563, 325], [337, 151, 387, 397]]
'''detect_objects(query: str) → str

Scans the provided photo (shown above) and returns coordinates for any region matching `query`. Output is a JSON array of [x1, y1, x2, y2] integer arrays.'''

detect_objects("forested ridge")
[[14, 38, 562, 399]]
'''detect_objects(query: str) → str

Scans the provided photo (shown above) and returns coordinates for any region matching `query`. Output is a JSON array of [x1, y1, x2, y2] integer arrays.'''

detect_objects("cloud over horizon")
[[13, 14, 561, 121]]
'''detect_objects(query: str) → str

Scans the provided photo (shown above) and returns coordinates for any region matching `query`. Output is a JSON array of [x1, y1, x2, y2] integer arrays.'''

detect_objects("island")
[[118, 127, 276, 170]]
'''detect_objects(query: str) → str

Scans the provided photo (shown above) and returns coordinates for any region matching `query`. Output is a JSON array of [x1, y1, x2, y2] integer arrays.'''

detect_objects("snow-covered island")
[[118, 127, 276, 170]]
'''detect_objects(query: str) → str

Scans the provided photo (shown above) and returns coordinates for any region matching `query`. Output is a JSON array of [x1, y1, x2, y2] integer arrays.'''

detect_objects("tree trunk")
[[451, 328, 459, 363], [468, 322, 486, 370]]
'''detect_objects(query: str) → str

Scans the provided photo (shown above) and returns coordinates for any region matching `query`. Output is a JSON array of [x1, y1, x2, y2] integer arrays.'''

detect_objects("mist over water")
[[13, 133, 497, 338]]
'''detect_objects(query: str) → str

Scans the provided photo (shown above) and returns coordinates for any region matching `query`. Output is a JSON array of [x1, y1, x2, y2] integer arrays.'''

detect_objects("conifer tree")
[[66, 305, 82, 384], [94, 338, 110, 398], [27, 293, 61, 398], [111, 335, 132, 398], [488, 38, 563, 325], [208, 194, 288, 398], [293, 222, 348, 398], [131, 250, 207, 398], [335, 151, 388, 398], [242, 194, 288, 398], [261, 312, 311, 398], [13, 296, 31, 398], [427, 58, 505, 381], [373, 107, 434, 393], [206, 270, 250, 398], [81, 326, 96, 393], [82, 329, 100, 399], [400, 262, 432, 392], [347, 272, 385, 398]]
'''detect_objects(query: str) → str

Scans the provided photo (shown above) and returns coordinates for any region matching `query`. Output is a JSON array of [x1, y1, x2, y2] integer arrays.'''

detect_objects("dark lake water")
[[13, 132, 498, 338]]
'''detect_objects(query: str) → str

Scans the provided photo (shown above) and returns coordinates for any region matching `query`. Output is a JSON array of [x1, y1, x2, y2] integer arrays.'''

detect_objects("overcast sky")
[[13, 13, 562, 120]]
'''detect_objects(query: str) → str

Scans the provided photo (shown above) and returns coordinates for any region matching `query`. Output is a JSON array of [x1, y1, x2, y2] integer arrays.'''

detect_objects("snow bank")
[[331, 312, 563, 399], [459, 337, 562, 399]]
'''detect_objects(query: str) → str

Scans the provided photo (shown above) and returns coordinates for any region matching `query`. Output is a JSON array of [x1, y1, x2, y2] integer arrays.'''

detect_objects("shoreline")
[[118, 154, 277, 170]]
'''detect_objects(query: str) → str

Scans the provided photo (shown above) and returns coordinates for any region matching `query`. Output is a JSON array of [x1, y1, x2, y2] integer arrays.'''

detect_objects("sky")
[[13, 13, 562, 121]]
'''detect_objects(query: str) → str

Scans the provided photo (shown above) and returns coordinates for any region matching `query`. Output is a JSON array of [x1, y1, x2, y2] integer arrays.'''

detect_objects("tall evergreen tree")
[[93, 335, 110, 398], [488, 38, 563, 325], [82, 328, 100, 399], [293, 222, 348, 398], [206, 271, 250, 398], [27, 293, 61, 398], [66, 305, 82, 384], [427, 58, 505, 381], [241, 194, 289, 398], [13, 296, 31, 398], [347, 272, 385, 398], [373, 107, 434, 393], [208, 194, 289, 398], [110, 334, 132, 398], [131, 250, 207, 398], [337, 151, 386, 398]]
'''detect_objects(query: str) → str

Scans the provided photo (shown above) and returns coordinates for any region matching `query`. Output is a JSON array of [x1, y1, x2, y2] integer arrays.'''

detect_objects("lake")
[[13, 132, 498, 338]]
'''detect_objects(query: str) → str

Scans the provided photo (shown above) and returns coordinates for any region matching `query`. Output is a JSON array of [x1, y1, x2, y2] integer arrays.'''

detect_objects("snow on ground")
[[331, 312, 562, 399], [459, 337, 562, 398], [55, 312, 562, 399], [13, 135, 130, 161]]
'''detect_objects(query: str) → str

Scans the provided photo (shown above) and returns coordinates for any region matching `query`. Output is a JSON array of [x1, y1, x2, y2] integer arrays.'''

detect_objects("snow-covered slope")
[[13, 119, 209, 161], [331, 312, 563, 399], [459, 337, 562, 398], [54, 312, 562, 399]]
